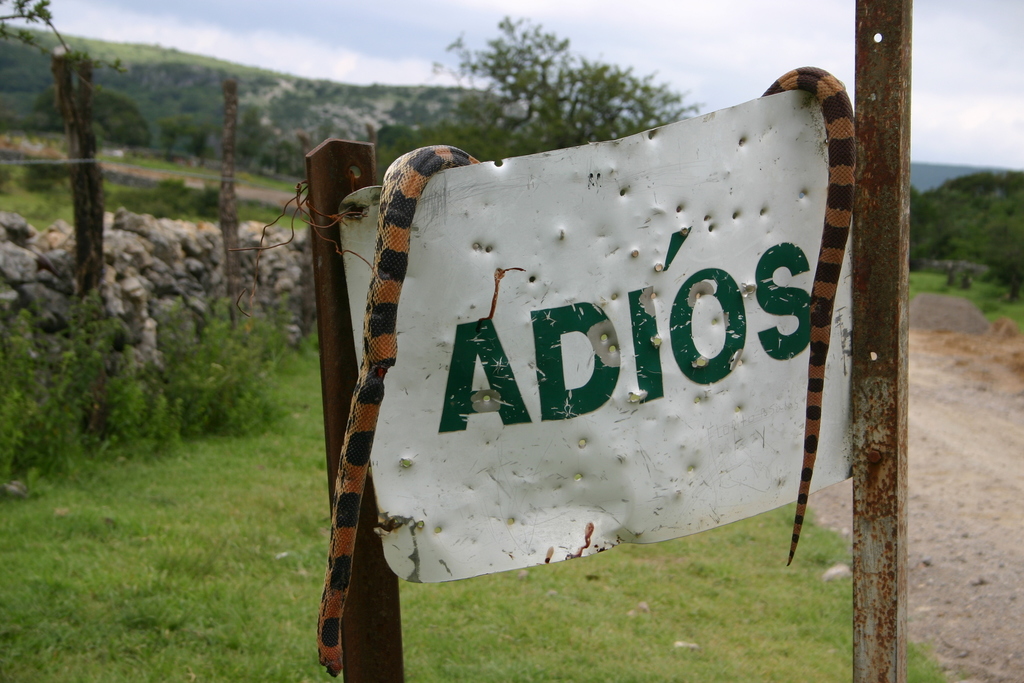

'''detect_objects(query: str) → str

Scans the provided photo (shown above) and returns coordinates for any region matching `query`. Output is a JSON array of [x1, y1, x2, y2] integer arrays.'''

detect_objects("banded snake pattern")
[[317, 67, 853, 675]]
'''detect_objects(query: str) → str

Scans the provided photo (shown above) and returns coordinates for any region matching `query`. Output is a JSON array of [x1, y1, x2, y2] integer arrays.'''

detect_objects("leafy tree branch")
[[419, 17, 699, 163], [1, 0, 120, 70]]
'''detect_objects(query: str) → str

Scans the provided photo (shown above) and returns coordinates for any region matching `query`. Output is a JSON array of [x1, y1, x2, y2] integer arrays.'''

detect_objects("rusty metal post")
[[852, 1, 911, 681], [305, 140, 405, 682]]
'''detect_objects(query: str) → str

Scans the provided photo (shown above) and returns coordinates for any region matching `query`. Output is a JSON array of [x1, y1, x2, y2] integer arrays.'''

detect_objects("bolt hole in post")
[[870, 351, 878, 361], [874, 32, 883, 43], [349, 165, 362, 178]]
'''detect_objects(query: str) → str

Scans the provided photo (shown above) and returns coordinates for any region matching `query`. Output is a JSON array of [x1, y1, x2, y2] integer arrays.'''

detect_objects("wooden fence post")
[[51, 49, 104, 297], [219, 78, 240, 321]]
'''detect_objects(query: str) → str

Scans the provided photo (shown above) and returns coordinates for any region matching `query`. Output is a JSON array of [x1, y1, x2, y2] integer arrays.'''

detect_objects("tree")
[[188, 121, 216, 163], [0, 94, 16, 131], [156, 114, 194, 159], [1, 1, 118, 69], [1, 0, 58, 51], [261, 137, 300, 176], [985, 221, 1024, 301], [430, 18, 698, 161], [92, 88, 149, 147], [236, 106, 271, 169], [30, 85, 149, 146]]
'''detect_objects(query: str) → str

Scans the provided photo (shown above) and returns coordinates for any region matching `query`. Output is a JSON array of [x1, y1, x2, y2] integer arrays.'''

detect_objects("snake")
[[316, 67, 853, 674], [762, 67, 855, 566], [317, 145, 479, 676]]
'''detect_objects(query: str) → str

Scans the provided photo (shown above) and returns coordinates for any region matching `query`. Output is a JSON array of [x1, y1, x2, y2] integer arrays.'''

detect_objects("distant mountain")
[[910, 162, 1016, 192], [0, 31, 461, 145]]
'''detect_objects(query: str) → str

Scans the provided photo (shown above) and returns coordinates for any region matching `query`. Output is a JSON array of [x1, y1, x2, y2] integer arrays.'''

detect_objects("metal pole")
[[305, 140, 405, 682], [852, 1, 911, 680]]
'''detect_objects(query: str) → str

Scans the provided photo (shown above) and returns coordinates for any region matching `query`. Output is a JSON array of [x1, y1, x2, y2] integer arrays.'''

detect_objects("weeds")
[[0, 165, 282, 228], [0, 294, 289, 482], [155, 300, 287, 438]]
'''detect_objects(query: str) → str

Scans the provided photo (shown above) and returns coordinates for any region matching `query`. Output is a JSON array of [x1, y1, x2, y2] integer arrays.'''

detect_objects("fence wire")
[[0, 156, 298, 190]]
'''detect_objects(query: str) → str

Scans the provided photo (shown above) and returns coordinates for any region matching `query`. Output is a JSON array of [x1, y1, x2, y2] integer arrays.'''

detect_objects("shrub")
[[155, 301, 287, 438], [22, 161, 69, 192], [106, 179, 218, 221], [105, 180, 277, 224], [0, 296, 114, 479], [0, 295, 289, 481]]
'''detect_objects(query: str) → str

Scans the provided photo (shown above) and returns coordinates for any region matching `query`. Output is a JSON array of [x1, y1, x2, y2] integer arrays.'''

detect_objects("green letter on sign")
[[439, 319, 531, 433], [532, 303, 621, 420], [628, 287, 664, 402], [670, 268, 746, 384], [755, 243, 810, 360]]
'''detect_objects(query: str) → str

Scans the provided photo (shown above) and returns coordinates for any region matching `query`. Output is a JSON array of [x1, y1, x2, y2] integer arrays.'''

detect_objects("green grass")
[[910, 270, 1024, 328], [0, 182, 76, 228], [0, 165, 284, 229], [101, 152, 301, 194], [0, 350, 946, 682]]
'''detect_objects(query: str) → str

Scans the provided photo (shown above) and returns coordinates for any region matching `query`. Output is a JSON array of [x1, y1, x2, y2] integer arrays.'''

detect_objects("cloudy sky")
[[25, 0, 1024, 169]]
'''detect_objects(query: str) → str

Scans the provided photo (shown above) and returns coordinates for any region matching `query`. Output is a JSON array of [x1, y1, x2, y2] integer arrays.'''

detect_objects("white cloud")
[[46, 0, 455, 86], [913, 91, 1024, 167], [908, 2, 1024, 166]]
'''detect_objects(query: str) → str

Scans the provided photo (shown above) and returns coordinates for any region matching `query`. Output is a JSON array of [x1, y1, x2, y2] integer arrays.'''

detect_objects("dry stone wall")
[[0, 209, 314, 360]]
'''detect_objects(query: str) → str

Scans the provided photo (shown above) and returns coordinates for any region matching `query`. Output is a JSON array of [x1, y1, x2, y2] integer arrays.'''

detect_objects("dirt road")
[[811, 328, 1024, 682], [101, 161, 299, 208], [0, 138, 298, 210]]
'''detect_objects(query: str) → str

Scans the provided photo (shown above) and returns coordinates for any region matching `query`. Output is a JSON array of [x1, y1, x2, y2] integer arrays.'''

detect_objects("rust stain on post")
[[852, 1, 911, 681], [305, 140, 405, 682]]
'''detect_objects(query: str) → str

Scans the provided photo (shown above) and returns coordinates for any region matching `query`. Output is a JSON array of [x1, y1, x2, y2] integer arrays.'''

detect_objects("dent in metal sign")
[[339, 90, 853, 583]]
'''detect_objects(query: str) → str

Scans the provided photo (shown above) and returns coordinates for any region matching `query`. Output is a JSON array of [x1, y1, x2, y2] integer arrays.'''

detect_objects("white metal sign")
[[339, 90, 853, 583]]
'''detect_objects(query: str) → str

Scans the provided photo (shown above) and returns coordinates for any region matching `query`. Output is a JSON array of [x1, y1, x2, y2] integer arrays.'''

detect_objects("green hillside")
[[2, 31, 1019, 185], [0, 30, 461, 174], [910, 162, 1011, 191]]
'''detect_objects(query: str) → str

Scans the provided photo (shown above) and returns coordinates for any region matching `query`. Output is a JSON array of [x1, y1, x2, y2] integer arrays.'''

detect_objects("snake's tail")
[[317, 383, 379, 675], [763, 68, 854, 564]]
